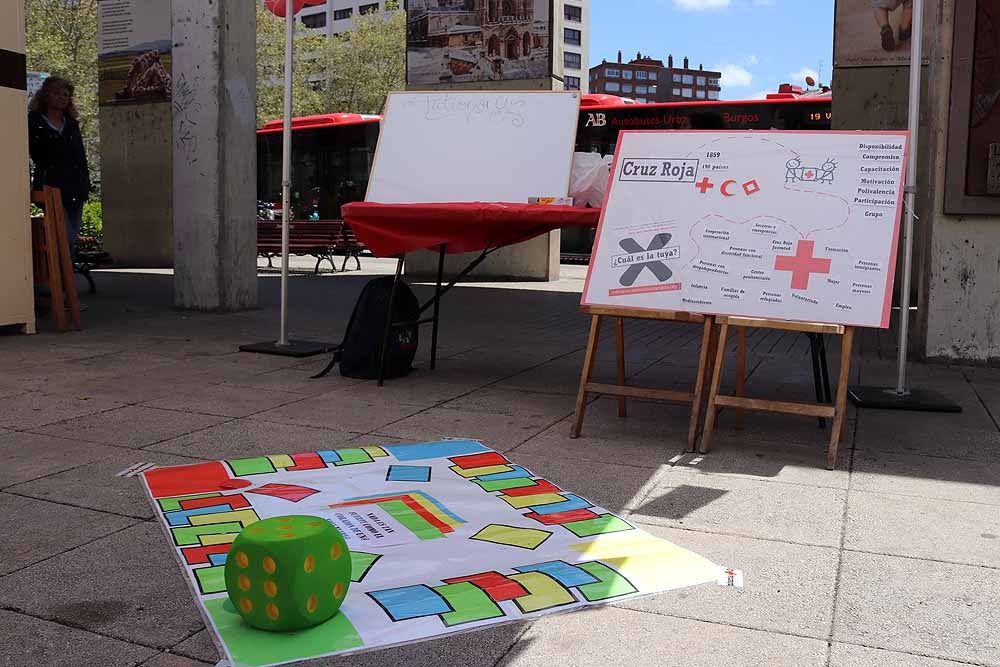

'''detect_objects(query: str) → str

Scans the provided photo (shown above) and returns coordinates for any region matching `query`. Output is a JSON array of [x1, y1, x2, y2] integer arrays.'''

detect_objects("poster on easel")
[[581, 130, 909, 328]]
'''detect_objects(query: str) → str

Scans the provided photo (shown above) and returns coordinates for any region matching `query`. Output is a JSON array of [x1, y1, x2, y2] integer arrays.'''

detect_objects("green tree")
[[256, 6, 326, 126], [314, 1, 406, 115], [25, 0, 100, 185]]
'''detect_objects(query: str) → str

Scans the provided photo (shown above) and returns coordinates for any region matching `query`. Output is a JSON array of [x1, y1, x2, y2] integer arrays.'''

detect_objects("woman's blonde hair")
[[29, 76, 79, 120]]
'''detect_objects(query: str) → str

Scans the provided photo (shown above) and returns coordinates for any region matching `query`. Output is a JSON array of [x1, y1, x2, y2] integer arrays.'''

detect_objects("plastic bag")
[[569, 151, 613, 209]]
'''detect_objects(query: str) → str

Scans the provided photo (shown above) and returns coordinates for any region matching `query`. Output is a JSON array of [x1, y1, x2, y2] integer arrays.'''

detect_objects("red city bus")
[[256, 91, 832, 258]]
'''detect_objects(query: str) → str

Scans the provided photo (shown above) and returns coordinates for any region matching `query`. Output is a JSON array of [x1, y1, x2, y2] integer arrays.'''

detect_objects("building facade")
[[552, 1, 589, 92], [298, 0, 388, 35], [589, 53, 721, 103]]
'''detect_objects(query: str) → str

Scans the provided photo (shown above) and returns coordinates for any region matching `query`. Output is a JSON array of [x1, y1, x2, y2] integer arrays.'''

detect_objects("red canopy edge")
[[342, 202, 601, 257]]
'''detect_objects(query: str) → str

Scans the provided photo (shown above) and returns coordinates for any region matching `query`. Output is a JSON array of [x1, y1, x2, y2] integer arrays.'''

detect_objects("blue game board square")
[[386, 465, 432, 483], [368, 585, 451, 621]]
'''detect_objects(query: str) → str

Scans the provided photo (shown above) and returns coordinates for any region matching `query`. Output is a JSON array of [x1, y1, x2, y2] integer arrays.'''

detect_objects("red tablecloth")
[[342, 202, 601, 257]]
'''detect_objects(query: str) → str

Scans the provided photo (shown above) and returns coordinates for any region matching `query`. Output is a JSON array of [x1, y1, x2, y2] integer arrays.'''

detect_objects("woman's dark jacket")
[[28, 110, 91, 205]]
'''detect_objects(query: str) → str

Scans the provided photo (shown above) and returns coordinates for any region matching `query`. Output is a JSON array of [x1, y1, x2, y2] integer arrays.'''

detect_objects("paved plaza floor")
[[1, 261, 999, 667]]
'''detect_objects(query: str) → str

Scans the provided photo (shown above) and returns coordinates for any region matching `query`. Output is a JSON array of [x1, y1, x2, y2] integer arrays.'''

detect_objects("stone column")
[[172, 0, 257, 310]]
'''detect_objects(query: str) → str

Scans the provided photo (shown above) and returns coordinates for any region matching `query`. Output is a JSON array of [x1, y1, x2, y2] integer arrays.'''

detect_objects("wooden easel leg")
[[735, 326, 746, 431], [828, 327, 855, 470], [41, 195, 67, 332], [700, 320, 730, 454], [570, 315, 603, 438], [48, 188, 81, 330], [615, 317, 627, 418], [687, 316, 714, 452]]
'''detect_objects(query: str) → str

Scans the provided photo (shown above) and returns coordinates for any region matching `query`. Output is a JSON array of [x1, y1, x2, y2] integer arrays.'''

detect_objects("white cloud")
[[790, 67, 820, 84], [717, 64, 754, 88], [746, 54, 760, 66], [673, 0, 730, 11]]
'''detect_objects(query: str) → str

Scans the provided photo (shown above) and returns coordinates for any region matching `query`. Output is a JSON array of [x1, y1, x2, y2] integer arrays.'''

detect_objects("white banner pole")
[[278, 0, 294, 347]]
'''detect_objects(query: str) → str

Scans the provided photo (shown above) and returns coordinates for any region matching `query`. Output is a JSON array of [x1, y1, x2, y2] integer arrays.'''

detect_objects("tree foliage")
[[25, 0, 100, 183]]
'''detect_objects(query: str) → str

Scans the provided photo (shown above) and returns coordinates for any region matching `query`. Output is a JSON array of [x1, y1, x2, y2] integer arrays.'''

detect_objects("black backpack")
[[313, 276, 420, 380]]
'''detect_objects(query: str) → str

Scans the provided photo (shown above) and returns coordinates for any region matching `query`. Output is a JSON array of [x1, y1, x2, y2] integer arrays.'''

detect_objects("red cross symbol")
[[804, 170, 815, 179], [774, 240, 831, 290], [695, 177, 715, 194]]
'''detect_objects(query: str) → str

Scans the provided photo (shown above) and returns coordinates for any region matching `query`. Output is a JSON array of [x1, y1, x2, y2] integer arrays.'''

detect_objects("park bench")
[[75, 235, 113, 294], [256, 220, 365, 274]]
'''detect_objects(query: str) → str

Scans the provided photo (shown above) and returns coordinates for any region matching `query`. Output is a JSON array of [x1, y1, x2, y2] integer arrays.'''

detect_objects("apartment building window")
[[696, 90, 706, 99], [682, 74, 694, 84], [565, 75, 581, 90], [564, 28, 581, 46], [649, 72, 657, 80], [334, 8, 352, 19], [636, 70, 647, 80], [359, 3, 380, 14], [672, 73, 682, 82], [622, 83, 633, 93], [697, 76, 706, 86], [302, 13, 326, 28], [672, 87, 681, 96], [564, 52, 582, 70], [649, 85, 657, 94], [708, 77, 720, 86], [605, 81, 620, 92], [636, 85, 647, 94], [708, 90, 720, 100], [622, 70, 632, 80], [636, 98, 647, 104], [565, 4, 582, 21], [605, 68, 620, 78], [682, 88, 693, 98]]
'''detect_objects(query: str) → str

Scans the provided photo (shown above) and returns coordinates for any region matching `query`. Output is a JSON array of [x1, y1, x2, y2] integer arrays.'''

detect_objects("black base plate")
[[848, 385, 963, 413], [239, 340, 336, 358]]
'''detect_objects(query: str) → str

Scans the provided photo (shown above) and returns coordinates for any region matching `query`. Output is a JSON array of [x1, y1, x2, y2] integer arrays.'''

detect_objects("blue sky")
[[589, 0, 834, 99]]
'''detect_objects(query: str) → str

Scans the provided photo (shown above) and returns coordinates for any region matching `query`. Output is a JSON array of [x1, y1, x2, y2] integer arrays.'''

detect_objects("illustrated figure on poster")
[[872, 0, 913, 52], [818, 159, 837, 184], [785, 158, 836, 184], [785, 158, 801, 183], [118, 49, 173, 101]]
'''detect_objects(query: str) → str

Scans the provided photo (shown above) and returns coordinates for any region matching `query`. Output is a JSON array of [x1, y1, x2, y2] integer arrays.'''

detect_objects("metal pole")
[[278, 0, 295, 347], [896, 0, 923, 395]]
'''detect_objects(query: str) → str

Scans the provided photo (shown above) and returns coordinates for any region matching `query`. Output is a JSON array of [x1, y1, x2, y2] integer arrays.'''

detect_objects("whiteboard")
[[365, 91, 580, 204], [581, 130, 909, 328]]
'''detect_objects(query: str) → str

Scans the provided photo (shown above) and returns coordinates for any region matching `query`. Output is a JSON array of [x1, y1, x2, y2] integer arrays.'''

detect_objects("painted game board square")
[[386, 465, 432, 483], [470, 524, 552, 550], [368, 585, 451, 621], [246, 483, 319, 503]]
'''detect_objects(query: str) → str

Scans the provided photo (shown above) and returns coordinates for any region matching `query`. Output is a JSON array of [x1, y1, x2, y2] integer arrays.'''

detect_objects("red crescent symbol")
[[720, 180, 737, 197]]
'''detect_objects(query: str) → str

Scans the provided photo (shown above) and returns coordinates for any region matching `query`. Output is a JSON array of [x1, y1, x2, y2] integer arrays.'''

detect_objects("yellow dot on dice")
[[303, 555, 315, 573], [307, 595, 318, 613], [263, 556, 276, 574], [238, 575, 250, 592], [333, 582, 344, 599], [266, 603, 280, 621], [264, 580, 277, 598], [240, 598, 253, 614], [331, 543, 342, 560], [307, 521, 323, 527], [280, 533, 297, 539], [235, 552, 249, 569]]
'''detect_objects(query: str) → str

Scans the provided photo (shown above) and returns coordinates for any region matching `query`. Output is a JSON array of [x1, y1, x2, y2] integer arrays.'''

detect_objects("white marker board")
[[366, 91, 580, 204], [581, 130, 909, 328]]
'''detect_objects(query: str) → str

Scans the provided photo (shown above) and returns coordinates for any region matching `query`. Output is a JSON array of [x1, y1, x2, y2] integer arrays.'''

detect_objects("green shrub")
[[81, 200, 102, 239]]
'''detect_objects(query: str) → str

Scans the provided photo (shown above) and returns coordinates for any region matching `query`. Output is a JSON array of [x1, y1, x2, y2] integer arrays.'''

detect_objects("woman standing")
[[28, 76, 91, 261]]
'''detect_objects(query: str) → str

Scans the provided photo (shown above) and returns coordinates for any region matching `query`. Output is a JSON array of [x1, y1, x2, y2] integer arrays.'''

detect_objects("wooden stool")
[[570, 307, 715, 451], [31, 187, 82, 332], [700, 316, 853, 470]]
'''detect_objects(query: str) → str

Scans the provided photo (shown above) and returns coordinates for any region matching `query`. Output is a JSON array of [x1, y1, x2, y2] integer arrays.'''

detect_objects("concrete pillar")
[[918, 0, 1000, 362], [171, 0, 257, 310]]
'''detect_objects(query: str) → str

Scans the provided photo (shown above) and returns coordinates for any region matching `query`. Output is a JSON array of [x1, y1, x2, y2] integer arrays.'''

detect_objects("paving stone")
[[618, 525, 839, 640], [566, 396, 699, 441], [845, 490, 1000, 568], [40, 371, 211, 405], [632, 474, 846, 547], [146, 418, 356, 460], [0, 432, 126, 488], [6, 450, 205, 519], [30, 406, 229, 449], [441, 387, 577, 420], [852, 450, 1000, 505], [498, 606, 828, 667], [854, 401, 1000, 461], [514, 422, 690, 470], [0, 523, 207, 649], [495, 360, 642, 396], [834, 552, 1000, 665], [0, 610, 156, 667], [222, 367, 363, 395], [139, 654, 213, 667], [254, 392, 425, 433], [0, 392, 125, 430], [141, 384, 308, 418], [0, 493, 137, 575], [504, 447, 666, 514], [674, 439, 850, 489], [828, 643, 970, 667], [375, 406, 558, 451], [170, 629, 218, 664], [327, 377, 484, 409]]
